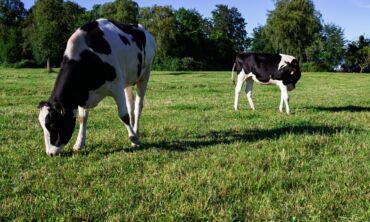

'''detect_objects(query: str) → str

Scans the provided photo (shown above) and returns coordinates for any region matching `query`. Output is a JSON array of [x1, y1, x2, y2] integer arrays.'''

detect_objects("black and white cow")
[[231, 52, 301, 114], [38, 19, 155, 156]]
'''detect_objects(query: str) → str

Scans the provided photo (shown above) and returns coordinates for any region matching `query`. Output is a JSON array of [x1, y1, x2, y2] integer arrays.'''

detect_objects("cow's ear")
[[52, 102, 66, 116], [38, 101, 49, 109]]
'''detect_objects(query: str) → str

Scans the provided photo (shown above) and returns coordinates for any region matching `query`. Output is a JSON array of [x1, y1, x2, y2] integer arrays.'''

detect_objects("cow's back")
[[94, 19, 155, 84], [236, 53, 282, 75]]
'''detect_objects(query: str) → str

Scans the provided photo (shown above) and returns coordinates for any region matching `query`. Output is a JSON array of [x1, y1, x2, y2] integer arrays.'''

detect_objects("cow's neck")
[[49, 67, 86, 110]]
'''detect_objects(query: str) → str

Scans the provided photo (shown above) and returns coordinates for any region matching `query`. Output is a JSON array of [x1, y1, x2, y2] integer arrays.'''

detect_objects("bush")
[[153, 57, 205, 71], [1, 60, 41, 68], [301, 62, 332, 72]]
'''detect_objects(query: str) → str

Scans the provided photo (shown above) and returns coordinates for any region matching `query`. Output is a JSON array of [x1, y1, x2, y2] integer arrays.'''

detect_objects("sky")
[[22, 0, 370, 41]]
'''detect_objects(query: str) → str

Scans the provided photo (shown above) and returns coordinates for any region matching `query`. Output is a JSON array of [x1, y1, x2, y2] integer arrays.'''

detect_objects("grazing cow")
[[231, 52, 301, 114], [38, 18, 155, 156]]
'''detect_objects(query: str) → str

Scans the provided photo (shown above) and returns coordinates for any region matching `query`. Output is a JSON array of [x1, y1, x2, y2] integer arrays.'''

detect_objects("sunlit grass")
[[0, 68, 369, 220]]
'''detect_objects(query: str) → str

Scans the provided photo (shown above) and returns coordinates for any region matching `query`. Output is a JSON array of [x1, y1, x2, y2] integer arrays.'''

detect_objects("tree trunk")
[[47, 57, 52, 73]]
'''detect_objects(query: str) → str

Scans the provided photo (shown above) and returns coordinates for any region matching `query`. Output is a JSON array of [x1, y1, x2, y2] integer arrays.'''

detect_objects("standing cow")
[[38, 19, 155, 156], [231, 52, 301, 114]]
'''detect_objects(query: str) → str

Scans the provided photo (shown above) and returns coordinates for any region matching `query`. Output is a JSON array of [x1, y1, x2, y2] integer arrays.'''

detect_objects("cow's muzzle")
[[287, 83, 295, 91]]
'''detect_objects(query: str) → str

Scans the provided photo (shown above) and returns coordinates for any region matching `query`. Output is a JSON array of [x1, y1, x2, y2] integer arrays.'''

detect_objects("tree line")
[[0, 0, 369, 72]]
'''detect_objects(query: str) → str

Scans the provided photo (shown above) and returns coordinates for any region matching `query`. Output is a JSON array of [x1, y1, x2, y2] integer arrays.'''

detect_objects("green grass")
[[1, 68, 369, 221]]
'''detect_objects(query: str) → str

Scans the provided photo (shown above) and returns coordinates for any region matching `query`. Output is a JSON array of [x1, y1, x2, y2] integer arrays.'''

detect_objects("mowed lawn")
[[0, 68, 369, 221]]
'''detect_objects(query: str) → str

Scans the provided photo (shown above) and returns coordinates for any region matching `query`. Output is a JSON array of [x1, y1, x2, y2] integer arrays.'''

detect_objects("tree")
[[139, 6, 177, 60], [345, 42, 359, 68], [359, 46, 370, 73], [173, 8, 208, 60], [305, 23, 345, 70], [304, 33, 323, 62], [321, 23, 345, 68], [99, 2, 116, 20], [250, 25, 273, 52], [31, 0, 66, 72], [0, 0, 26, 26], [115, 0, 139, 24], [210, 5, 248, 67], [99, 0, 139, 24], [345, 35, 370, 72], [0, 0, 26, 63], [88, 4, 101, 21], [264, 0, 322, 61], [211, 5, 248, 52], [63, 1, 88, 33]]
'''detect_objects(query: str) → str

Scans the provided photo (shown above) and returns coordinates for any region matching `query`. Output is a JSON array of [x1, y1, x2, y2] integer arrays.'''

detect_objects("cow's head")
[[277, 59, 301, 91], [38, 101, 76, 156]]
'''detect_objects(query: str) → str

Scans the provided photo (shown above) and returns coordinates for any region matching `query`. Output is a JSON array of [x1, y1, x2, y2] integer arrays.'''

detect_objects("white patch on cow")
[[278, 54, 295, 69], [38, 106, 63, 156], [84, 82, 114, 109], [64, 30, 87, 61], [245, 71, 278, 85]]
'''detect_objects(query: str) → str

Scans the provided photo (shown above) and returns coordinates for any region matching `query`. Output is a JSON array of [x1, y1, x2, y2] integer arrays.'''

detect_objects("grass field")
[[0, 67, 369, 220]]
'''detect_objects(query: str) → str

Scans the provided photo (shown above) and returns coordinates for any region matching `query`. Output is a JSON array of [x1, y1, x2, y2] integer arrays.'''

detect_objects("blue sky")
[[22, 0, 370, 41]]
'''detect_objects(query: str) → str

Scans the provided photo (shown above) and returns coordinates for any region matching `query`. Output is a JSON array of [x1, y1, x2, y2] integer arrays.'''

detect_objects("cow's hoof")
[[129, 136, 140, 147], [73, 143, 84, 152]]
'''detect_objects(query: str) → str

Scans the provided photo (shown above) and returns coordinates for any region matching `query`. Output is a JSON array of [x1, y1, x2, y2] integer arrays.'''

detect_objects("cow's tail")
[[231, 63, 236, 86]]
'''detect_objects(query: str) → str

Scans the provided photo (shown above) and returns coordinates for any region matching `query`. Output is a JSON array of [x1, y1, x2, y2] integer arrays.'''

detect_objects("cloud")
[[352, 0, 370, 8]]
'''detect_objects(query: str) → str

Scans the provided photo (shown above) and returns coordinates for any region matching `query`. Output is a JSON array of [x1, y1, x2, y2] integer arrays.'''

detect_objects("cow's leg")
[[234, 73, 245, 111], [245, 78, 255, 110], [113, 87, 139, 146], [133, 78, 149, 138], [124, 86, 135, 127], [277, 82, 290, 114], [73, 106, 89, 152]]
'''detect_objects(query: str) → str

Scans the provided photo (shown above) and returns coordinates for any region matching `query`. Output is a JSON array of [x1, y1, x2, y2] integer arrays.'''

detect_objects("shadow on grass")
[[167, 72, 192, 76], [99, 124, 357, 155], [161, 72, 211, 76], [309, 105, 370, 112]]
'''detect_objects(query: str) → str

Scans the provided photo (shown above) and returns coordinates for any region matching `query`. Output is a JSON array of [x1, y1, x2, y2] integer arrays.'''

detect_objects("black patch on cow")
[[80, 21, 111, 54], [236, 53, 282, 83], [50, 50, 116, 109], [109, 20, 146, 51], [137, 53, 142, 77], [119, 34, 131, 45], [45, 105, 76, 146], [121, 114, 130, 125]]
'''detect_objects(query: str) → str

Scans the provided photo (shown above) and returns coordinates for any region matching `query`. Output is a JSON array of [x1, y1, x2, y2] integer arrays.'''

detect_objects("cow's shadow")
[[308, 105, 370, 112], [99, 124, 357, 155], [61, 106, 367, 157], [163, 72, 211, 76]]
